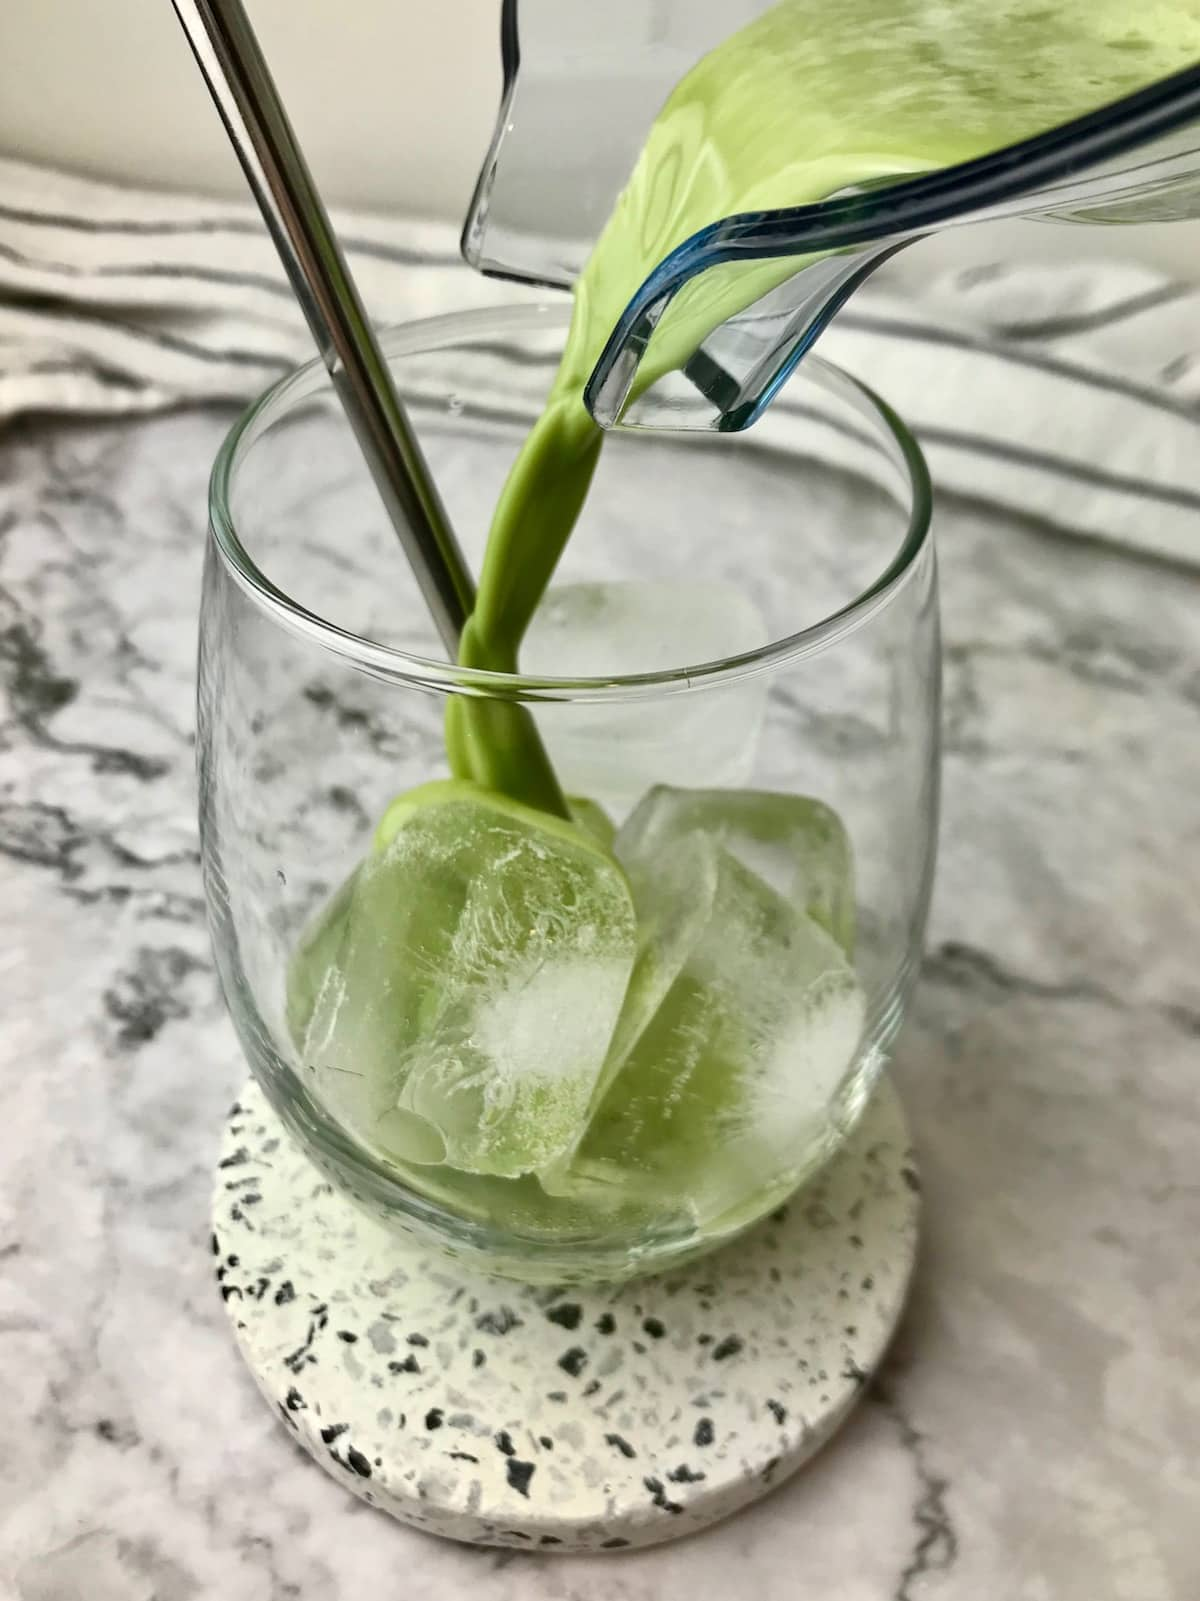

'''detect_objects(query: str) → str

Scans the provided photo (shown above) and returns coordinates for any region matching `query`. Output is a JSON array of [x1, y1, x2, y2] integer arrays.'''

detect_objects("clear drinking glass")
[[198, 303, 938, 1284]]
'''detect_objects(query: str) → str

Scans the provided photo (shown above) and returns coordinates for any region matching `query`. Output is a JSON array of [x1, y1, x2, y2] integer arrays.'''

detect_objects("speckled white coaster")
[[212, 1076, 918, 1551]]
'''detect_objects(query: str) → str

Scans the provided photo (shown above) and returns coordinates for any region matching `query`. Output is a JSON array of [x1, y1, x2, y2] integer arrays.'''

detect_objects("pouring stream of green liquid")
[[445, 0, 1200, 815]]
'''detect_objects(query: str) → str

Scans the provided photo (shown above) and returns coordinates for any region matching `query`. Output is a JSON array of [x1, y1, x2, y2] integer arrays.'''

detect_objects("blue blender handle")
[[463, 0, 1200, 433]]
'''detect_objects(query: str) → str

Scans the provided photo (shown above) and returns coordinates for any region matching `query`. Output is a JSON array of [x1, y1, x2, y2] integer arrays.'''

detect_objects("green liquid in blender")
[[453, 0, 1200, 768], [290, 0, 1200, 1255]]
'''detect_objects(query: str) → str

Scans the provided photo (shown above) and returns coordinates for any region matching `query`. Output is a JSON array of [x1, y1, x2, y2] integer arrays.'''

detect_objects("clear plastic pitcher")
[[463, 0, 1200, 432]]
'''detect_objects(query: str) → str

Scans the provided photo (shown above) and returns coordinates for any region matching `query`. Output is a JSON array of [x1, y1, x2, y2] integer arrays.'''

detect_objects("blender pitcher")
[[463, 0, 1200, 433]]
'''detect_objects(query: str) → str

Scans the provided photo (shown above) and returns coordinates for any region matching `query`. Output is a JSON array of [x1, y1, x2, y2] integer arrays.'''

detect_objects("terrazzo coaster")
[[212, 1075, 919, 1551]]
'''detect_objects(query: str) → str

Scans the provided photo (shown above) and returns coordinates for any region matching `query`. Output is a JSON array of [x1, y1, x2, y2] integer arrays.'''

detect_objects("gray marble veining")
[[0, 407, 1197, 1599]]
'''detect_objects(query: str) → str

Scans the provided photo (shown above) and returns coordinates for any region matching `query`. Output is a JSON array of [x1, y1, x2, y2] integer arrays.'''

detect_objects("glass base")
[[212, 1074, 918, 1550]]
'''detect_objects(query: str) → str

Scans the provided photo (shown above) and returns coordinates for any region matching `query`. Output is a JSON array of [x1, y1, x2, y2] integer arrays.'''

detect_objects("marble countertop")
[[1, 406, 1197, 1601]]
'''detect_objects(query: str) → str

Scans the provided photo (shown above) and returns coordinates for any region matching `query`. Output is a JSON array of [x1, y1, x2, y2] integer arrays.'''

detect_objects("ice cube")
[[521, 580, 770, 814], [291, 781, 638, 1178], [539, 831, 720, 1207], [602, 830, 720, 1086], [617, 784, 856, 954], [566, 839, 865, 1234]]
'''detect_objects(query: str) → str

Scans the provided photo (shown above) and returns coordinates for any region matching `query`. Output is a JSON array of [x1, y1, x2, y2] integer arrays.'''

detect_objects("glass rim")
[[208, 302, 933, 704]]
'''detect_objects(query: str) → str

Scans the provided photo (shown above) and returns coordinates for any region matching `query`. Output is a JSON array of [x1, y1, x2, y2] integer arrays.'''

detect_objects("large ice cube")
[[291, 781, 638, 1178], [539, 831, 721, 1199], [566, 835, 865, 1233], [600, 831, 719, 1090], [617, 784, 856, 954], [520, 580, 770, 814]]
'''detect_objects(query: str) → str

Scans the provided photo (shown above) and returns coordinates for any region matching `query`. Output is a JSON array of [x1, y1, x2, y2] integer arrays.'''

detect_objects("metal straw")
[[170, 0, 475, 652]]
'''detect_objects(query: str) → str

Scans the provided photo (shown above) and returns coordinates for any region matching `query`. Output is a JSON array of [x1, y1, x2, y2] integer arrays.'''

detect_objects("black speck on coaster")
[[345, 1447, 372, 1478], [406, 1332, 429, 1347], [711, 1335, 743, 1361], [594, 1312, 616, 1335], [641, 1317, 666, 1339], [694, 1417, 715, 1447], [388, 1355, 421, 1375], [273, 1280, 295, 1307], [545, 1302, 583, 1331], [472, 1349, 486, 1368], [767, 1399, 787, 1425], [494, 1430, 516, 1457], [557, 1346, 588, 1377], [505, 1459, 535, 1498], [475, 1305, 523, 1336], [643, 1475, 683, 1515], [667, 1464, 705, 1484], [320, 1423, 348, 1443], [604, 1432, 636, 1460], [424, 1408, 444, 1430], [337, 1330, 358, 1344]]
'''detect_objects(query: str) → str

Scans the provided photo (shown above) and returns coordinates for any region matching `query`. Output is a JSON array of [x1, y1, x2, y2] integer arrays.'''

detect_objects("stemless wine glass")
[[198, 303, 938, 1284]]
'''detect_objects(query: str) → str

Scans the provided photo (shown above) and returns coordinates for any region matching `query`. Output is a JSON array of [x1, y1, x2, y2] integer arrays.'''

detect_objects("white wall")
[[0, 0, 500, 222], [1, 0, 1197, 281]]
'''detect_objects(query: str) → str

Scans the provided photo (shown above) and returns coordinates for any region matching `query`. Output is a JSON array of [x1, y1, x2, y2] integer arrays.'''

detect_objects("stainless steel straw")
[[170, 0, 475, 652]]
